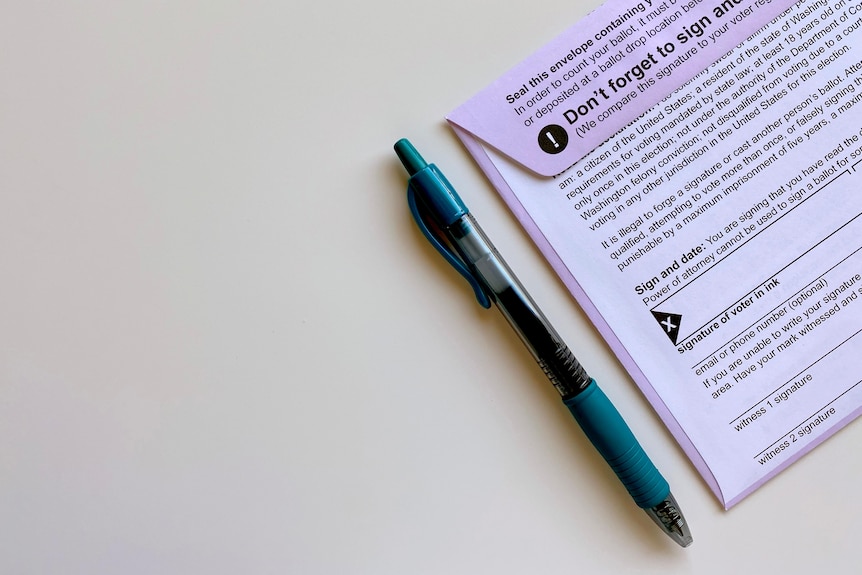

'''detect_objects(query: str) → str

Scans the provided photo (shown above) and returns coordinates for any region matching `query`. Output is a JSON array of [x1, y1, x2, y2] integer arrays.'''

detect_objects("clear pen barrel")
[[446, 214, 590, 398]]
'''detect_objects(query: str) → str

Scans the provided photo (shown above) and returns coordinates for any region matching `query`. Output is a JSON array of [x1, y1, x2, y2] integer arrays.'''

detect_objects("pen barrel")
[[564, 380, 669, 509], [538, 345, 591, 398]]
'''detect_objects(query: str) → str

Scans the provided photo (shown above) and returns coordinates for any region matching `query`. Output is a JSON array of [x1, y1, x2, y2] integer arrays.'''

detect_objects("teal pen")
[[394, 138, 692, 547]]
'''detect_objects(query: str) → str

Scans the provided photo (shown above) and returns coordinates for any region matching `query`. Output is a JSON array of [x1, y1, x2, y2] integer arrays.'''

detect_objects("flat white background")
[[1, 1, 859, 573]]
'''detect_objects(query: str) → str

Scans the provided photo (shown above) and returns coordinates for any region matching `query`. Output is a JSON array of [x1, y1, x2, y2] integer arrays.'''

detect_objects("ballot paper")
[[448, 0, 862, 507]]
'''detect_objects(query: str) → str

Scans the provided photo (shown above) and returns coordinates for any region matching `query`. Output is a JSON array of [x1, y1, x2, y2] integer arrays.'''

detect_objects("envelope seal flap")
[[447, 0, 794, 177]]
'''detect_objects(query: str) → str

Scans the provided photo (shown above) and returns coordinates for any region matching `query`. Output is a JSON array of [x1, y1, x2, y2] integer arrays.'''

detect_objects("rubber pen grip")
[[563, 380, 669, 508]]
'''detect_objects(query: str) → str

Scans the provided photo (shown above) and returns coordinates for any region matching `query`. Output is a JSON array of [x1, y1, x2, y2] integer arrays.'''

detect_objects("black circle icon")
[[538, 124, 568, 154]]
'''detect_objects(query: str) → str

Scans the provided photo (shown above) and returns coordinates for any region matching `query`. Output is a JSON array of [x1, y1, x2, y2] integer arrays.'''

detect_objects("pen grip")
[[564, 380, 669, 509]]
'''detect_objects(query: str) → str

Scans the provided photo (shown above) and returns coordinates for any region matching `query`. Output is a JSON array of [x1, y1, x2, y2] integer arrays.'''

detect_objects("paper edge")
[[448, 120, 728, 508]]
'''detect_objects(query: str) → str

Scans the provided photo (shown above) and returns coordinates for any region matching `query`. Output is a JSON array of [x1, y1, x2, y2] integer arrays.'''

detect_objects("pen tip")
[[644, 493, 693, 548], [394, 138, 427, 176]]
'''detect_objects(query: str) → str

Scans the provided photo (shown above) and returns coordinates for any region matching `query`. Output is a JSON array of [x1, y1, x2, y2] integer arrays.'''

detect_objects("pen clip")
[[407, 182, 492, 309]]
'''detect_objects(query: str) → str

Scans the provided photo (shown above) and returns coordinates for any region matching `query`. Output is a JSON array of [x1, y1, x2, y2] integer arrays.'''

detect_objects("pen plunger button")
[[394, 138, 427, 176]]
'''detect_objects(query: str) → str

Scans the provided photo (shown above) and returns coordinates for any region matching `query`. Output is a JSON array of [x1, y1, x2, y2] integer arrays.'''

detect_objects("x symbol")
[[652, 311, 682, 344], [661, 316, 677, 333]]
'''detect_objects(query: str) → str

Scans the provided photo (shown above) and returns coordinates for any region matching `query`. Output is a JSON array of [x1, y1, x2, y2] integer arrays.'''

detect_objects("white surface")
[[1, 2, 860, 573]]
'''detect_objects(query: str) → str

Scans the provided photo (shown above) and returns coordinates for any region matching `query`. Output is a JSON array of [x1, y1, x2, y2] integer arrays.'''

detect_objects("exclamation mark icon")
[[538, 125, 568, 154]]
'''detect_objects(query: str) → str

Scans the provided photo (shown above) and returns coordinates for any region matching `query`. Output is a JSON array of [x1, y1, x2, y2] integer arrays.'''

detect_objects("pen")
[[394, 138, 693, 547]]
